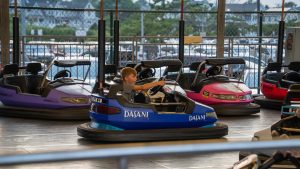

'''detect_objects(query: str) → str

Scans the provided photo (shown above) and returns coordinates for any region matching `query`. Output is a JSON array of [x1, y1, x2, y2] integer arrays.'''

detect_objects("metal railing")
[[3, 5, 300, 91], [17, 35, 278, 90], [1, 139, 300, 169]]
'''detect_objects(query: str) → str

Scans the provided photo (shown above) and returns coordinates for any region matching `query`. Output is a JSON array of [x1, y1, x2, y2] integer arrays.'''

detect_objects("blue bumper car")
[[77, 60, 228, 142]]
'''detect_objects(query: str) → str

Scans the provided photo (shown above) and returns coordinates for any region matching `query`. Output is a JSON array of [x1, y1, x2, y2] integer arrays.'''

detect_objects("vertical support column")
[[13, 0, 20, 65], [110, 11, 113, 64], [257, 12, 263, 93], [277, 21, 285, 64], [178, 0, 185, 63], [179, 20, 185, 63], [257, 0, 263, 93], [97, 0, 105, 94], [216, 0, 225, 58], [141, 11, 145, 59], [98, 19, 105, 94], [114, 20, 119, 70], [13, 16, 20, 64], [114, 0, 119, 71], [277, 0, 285, 64], [0, 0, 10, 65]]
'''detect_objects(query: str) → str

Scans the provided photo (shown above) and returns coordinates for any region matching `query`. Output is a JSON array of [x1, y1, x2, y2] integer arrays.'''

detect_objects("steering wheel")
[[206, 66, 222, 77], [138, 68, 156, 80], [54, 70, 72, 80], [148, 76, 166, 96]]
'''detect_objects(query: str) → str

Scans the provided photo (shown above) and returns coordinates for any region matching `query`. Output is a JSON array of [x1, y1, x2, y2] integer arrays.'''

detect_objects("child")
[[121, 67, 165, 102]]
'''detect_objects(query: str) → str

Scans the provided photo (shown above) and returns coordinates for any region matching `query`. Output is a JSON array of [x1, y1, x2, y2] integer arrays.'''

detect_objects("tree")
[[225, 24, 240, 36], [91, 0, 139, 10], [265, 5, 270, 10], [26, 25, 75, 36], [285, 2, 297, 8]]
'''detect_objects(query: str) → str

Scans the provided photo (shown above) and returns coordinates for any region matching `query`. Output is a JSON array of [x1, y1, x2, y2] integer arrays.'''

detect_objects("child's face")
[[124, 73, 137, 84]]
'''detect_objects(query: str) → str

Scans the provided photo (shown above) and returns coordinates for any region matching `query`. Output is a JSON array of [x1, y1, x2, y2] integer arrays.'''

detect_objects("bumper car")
[[180, 58, 260, 116], [255, 62, 300, 109], [0, 60, 92, 120], [240, 84, 300, 166], [77, 60, 228, 142]]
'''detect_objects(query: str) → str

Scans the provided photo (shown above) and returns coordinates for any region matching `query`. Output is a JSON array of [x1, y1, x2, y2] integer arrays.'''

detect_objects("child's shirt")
[[123, 83, 135, 102]]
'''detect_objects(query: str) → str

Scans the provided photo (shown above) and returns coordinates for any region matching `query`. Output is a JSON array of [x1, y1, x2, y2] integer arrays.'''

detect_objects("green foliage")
[[285, 2, 297, 8], [27, 25, 75, 36], [225, 24, 240, 36], [20, 0, 300, 39], [9, 16, 13, 37], [91, 0, 139, 10], [262, 21, 300, 36]]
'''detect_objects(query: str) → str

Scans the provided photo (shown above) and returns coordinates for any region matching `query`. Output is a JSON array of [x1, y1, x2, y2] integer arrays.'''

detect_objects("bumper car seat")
[[25, 62, 43, 94], [1, 64, 27, 93]]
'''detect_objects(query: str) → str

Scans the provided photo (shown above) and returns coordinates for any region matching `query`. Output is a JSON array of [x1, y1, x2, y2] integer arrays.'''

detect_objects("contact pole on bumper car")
[[276, 0, 285, 64], [13, 0, 20, 65], [98, 0, 106, 95], [178, 0, 185, 63], [114, 0, 119, 74]]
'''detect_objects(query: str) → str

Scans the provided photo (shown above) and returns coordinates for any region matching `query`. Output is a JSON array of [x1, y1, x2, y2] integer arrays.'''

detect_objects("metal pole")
[[13, 0, 20, 65], [277, 0, 285, 64], [114, 0, 119, 71], [256, 0, 262, 94], [257, 12, 263, 94], [21, 0, 26, 65], [178, 0, 184, 63], [98, 0, 105, 94], [110, 11, 113, 64], [141, 12, 145, 59]]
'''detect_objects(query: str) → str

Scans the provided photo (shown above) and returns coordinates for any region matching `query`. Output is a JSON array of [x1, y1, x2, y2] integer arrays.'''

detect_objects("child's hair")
[[121, 67, 137, 80]]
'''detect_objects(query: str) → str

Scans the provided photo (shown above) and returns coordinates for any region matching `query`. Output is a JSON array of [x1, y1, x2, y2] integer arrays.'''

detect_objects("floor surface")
[[0, 108, 281, 169]]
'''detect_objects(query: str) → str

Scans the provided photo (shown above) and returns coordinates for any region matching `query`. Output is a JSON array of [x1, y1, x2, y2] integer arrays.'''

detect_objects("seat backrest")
[[3, 64, 19, 76], [105, 64, 117, 75], [262, 62, 281, 75], [1, 64, 27, 92], [26, 62, 43, 94], [190, 62, 203, 71], [107, 84, 123, 98], [4, 76, 27, 93], [26, 75, 43, 94], [283, 72, 300, 83], [26, 62, 42, 75], [288, 62, 300, 72], [125, 63, 136, 68]]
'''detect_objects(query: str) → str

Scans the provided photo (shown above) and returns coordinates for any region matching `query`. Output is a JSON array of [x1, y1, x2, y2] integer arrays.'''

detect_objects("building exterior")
[[264, 7, 298, 24], [187, 0, 211, 8], [226, 2, 263, 25], [12, 0, 97, 33]]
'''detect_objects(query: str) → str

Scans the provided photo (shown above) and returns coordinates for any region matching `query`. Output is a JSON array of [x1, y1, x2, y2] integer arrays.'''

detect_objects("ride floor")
[[0, 109, 281, 169]]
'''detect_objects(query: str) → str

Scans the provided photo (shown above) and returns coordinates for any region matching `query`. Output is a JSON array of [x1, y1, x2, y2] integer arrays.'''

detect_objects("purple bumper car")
[[0, 60, 92, 120]]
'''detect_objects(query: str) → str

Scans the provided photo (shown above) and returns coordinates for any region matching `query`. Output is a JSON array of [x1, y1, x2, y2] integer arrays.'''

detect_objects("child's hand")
[[158, 80, 166, 86]]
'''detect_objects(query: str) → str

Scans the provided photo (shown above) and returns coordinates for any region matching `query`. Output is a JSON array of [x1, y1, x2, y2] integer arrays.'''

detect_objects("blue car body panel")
[[89, 94, 218, 130]]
